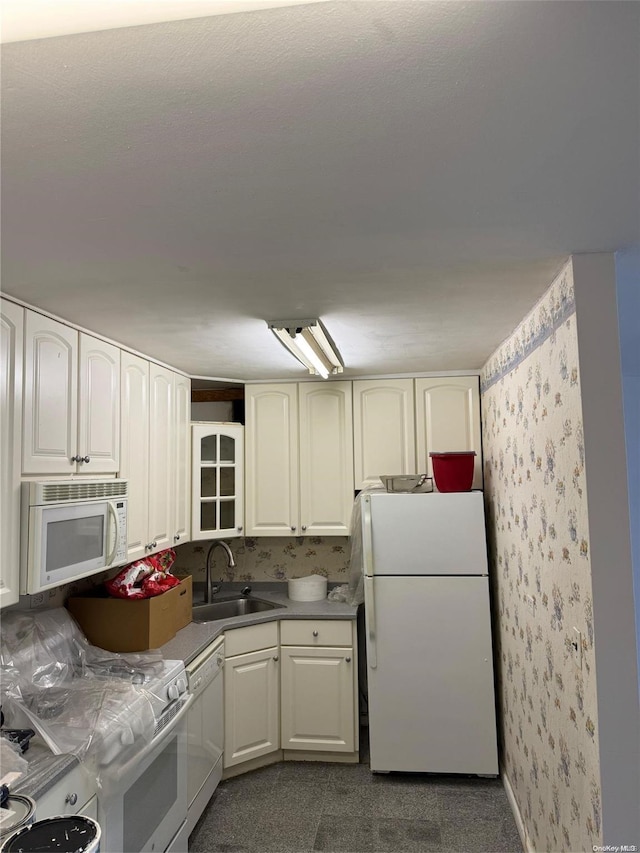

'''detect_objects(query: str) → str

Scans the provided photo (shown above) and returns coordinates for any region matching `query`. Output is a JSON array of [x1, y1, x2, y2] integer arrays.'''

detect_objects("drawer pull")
[[312, 631, 319, 638], [345, 657, 352, 663], [65, 793, 78, 806], [273, 655, 279, 662]]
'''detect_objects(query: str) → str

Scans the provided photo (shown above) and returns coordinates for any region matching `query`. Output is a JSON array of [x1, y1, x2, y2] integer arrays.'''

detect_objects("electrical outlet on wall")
[[572, 627, 582, 670]]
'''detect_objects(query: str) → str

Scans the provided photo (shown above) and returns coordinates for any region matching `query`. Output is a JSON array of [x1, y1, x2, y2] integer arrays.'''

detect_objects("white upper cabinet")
[[1, 300, 23, 609], [353, 379, 416, 488], [192, 422, 243, 541], [78, 334, 120, 474], [246, 382, 354, 537], [415, 377, 482, 489], [23, 311, 78, 475], [147, 364, 174, 555], [173, 374, 191, 547], [120, 352, 150, 563], [120, 357, 190, 560], [23, 312, 120, 475], [298, 382, 354, 536], [245, 384, 298, 536]]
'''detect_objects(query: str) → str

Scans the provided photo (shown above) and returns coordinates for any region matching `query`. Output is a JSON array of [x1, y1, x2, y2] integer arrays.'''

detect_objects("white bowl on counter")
[[287, 574, 328, 602]]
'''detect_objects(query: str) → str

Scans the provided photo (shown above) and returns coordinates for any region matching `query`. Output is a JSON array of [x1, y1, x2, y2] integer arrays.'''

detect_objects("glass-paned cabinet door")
[[191, 423, 244, 540]]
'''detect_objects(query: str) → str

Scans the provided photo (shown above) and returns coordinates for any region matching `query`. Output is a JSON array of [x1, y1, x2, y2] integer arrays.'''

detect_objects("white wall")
[[615, 246, 640, 689]]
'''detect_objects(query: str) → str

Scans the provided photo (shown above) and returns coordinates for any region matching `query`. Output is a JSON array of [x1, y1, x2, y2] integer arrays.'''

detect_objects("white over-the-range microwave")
[[21, 479, 128, 595]]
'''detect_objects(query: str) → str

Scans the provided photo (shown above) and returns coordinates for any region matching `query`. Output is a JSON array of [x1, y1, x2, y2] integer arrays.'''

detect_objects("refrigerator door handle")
[[362, 495, 374, 576], [364, 575, 377, 669]]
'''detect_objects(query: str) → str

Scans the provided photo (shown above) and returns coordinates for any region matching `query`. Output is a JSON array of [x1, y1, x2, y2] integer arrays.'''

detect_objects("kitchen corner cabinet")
[[415, 376, 482, 490], [120, 353, 190, 561], [281, 620, 357, 754], [191, 423, 244, 540], [1, 300, 23, 609], [353, 379, 415, 488], [23, 311, 120, 475], [245, 382, 354, 536], [224, 623, 280, 768]]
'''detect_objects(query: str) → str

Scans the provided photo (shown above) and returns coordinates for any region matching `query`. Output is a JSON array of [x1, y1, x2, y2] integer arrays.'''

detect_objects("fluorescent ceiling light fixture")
[[268, 319, 344, 378]]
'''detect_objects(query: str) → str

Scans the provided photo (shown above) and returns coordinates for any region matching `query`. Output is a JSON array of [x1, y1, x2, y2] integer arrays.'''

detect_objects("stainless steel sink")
[[192, 596, 284, 623]]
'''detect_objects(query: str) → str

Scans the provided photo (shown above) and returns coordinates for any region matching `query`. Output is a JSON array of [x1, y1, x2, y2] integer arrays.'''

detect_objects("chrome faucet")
[[204, 541, 236, 603]]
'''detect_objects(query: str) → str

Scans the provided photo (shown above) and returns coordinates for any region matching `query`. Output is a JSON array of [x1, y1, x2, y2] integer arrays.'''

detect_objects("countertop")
[[160, 582, 358, 665], [10, 741, 80, 803], [8, 583, 357, 804]]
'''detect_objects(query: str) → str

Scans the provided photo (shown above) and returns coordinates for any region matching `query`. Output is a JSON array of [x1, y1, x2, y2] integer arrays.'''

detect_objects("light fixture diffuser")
[[268, 319, 344, 378]]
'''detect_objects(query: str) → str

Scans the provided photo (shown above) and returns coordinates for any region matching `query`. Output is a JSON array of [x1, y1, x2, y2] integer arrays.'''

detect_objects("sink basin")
[[192, 596, 284, 623]]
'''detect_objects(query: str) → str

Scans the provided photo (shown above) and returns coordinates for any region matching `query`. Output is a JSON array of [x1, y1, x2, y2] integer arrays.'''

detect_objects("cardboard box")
[[173, 573, 193, 632], [68, 575, 193, 653]]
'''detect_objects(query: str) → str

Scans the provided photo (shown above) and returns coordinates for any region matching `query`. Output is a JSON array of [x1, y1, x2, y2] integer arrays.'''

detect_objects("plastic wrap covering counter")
[[0, 608, 159, 771], [347, 486, 385, 606]]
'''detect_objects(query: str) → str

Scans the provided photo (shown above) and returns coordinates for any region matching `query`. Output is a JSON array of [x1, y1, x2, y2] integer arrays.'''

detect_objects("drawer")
[[225, 621, 279, 657], [280, 619, 353, 647], [35, 764, 95, 820]]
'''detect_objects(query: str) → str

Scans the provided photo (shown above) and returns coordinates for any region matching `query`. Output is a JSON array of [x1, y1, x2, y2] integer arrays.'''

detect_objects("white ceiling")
[[2, 1, 638, 381]]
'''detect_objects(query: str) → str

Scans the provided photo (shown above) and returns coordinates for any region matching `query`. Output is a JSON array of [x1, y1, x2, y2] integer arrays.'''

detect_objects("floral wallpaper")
[[172, 536, 351, 584], [481, 260, 602, 853]]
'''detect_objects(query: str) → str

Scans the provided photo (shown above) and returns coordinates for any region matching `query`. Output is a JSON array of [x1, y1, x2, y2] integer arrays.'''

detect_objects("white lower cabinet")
[[280, 619, 357, 754], [223, 623, 280, 768], [223, 619, 358, 774], [33, 763, 96, 820], [281, 646, 355, 753]]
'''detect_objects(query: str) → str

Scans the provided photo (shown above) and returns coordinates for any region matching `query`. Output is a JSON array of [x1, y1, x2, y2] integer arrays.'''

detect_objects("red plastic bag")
[[105, 549, 179, 599]]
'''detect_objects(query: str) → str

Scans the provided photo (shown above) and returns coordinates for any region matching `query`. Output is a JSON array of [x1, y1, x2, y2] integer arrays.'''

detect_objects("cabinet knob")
[[301, 525, 307, 532], [83, 456, 90, 463], [152, 541, 157, 548], [291, 526, 297, 532], [65, 793, 78, 806], [237, 526, 243, 533], [71, 455, 80, 463], [345, 657, 352, 663], [312, 631, 319, 638], [174, 534, 180, 542], [273, 655, 279, 662]]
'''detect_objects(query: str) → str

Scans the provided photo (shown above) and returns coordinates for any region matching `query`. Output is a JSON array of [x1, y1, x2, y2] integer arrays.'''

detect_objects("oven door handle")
[[101, 693, 194, 776]]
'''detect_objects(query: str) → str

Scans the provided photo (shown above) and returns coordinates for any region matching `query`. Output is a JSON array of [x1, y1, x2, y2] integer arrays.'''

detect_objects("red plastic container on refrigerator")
[[429, 451, 476, 492]]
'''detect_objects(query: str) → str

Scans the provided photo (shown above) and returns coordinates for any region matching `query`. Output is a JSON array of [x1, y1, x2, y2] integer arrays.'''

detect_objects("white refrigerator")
[[362, 490, 499, 775]]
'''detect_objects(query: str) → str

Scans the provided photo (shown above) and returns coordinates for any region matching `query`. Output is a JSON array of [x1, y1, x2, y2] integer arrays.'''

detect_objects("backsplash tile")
[[173, 537, 351, 583]]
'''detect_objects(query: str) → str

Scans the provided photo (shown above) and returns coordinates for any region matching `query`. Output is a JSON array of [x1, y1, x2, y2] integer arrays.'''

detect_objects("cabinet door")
[[353, 379, 415, 488], [224, 647, 280, 767], [0, 300, 23, 609], [120, 352, 150, 562], [299, 382, 354, 536], [281, 646, 355, 752], [172, 373, 191, 546], [192, 423, 244, 541], [148, 364, 174, 555], [245, 384, 298, 536], [415, 376, 482, 490], [78, 334, 120, 474], [23, 311, 78, 474]]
